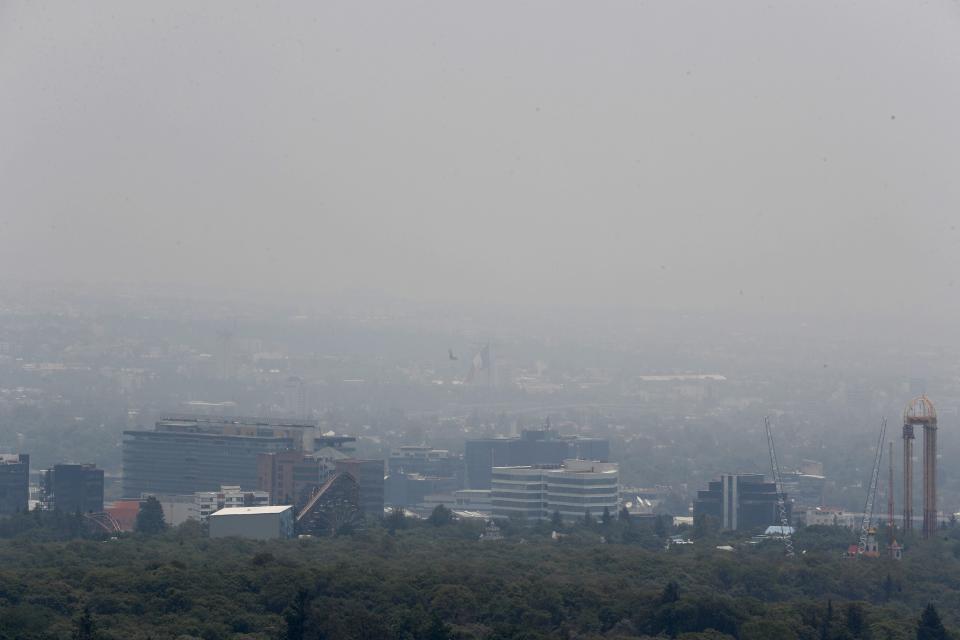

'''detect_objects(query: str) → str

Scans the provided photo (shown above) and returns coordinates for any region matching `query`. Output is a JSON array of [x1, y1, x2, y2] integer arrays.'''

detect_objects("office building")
[[693, 473, 790, 531], [335, 459, 385, 518], [209, 505, 295, 540], [40, 464, 104, 513], [122, 415, 319, 498], [491, 460, 619, 522], [465, 429, 610, 489], [0, 454, 29, 515]]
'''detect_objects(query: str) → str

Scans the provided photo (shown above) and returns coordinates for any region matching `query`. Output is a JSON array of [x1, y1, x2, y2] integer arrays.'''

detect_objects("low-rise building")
[[150, 485, 270, 526], [454, 489, 492, 513], [800, 506, 858, 528], [209, 505, 295, 540]]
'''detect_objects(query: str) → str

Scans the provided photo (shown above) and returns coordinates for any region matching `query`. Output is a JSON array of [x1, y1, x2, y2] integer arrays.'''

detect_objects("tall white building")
[[491, 460, 619, 522]]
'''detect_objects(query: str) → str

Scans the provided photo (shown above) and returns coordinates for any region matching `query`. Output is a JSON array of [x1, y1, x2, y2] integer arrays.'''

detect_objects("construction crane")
[[765, 417, 795, 557], [857, 418, 887, 556]]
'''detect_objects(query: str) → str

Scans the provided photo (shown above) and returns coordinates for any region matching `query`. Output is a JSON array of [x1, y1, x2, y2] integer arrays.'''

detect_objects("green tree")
[[601, 507, 612, 527], [135, 497, 166, 534], [845, 602, 869, 639], [660, 580, 680, 605], [693, 514, 717, 539], [428, 504, 454, 527], [916, 604, 948, 640], [281, 589, 311, 640], [582, 509, 593, 527], [655, 514, 668, 538], [386, 507, 407, 534], [551, 510, 563, 528], [619, 506, 631, 524], [72, 606, 96, 640], [820, 600, 834, 640], [424, 613, 452, 640]]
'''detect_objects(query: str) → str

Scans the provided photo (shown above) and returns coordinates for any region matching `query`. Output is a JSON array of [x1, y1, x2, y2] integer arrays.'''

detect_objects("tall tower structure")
[[902, 416, 914, 534], [903, 395, 938, 538]]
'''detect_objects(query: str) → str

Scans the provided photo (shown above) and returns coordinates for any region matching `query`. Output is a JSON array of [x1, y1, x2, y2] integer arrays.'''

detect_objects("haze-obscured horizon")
[[3, 0, 960, 318]]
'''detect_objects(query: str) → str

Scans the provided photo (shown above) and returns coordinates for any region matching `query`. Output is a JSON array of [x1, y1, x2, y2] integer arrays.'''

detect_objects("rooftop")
[[209, 506, 292, 517]]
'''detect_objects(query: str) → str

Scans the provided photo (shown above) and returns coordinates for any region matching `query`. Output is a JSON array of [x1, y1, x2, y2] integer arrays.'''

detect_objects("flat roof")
[[158, 415, 317, 428], [209, 506, 292, 516]]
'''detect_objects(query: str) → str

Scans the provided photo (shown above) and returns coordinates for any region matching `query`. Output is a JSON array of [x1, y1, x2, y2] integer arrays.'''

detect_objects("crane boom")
[[857, 418, 887, 555], [765, 417, 795, 557]]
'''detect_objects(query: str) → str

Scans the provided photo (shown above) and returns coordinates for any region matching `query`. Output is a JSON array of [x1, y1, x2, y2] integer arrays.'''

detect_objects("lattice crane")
[[765, 417, 795, 557], [857, 418, 887, 556]]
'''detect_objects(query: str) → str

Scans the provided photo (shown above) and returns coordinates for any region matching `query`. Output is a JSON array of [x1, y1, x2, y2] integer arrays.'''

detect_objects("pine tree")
[[820, 600, 833, 640], [424, 613, 452, 640], [619, 506, 631, 524], [135, 496, 166, 534], [551, 510, 563, 528], [654, 514, 668, 538], [601, 506, 612, 527], [659, 581, 680, 605], [917, 603, 948, 640], [282, 589, 311, 640], [845, 602, 868, 639], [72, 606, 96, 640]]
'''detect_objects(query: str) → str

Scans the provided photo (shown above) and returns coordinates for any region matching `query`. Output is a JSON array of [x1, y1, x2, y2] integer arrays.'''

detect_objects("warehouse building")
[[209, 505, 295, 540]]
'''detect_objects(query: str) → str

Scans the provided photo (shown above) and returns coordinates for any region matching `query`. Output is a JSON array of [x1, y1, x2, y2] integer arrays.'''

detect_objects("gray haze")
[[3, 1, 960, 315]]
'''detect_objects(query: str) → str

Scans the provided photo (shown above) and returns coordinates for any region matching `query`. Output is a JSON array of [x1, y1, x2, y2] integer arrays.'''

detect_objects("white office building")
[[491, 460, 619, 522]]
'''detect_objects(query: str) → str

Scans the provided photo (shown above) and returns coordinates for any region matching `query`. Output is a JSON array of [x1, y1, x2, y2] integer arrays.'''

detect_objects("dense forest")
[[0, 510, 958, 640]]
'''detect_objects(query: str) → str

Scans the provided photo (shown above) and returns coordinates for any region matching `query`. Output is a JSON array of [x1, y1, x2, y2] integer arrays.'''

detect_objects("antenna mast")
[[765, 417, 795, 557]]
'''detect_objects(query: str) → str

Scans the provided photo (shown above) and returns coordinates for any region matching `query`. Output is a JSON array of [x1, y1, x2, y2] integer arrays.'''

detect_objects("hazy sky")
[[3, 1, 960, 315]]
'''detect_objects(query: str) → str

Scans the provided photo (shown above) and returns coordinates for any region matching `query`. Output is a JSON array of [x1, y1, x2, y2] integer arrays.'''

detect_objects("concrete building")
[[40, 463, 104, 513], [385, 473, 460, 508], [800, 506, 857, 529], [491, 460, 619, 522], [335, 459, 385, 518], [122, 415, 319, 497], [150, 485, 270, 526], [465, 429, 610, 490], [0, 454, 29, 515], [209, 505, 295, 540], [454, 489, 492, 514], [257, 451, 331, 507], [780, 470, 826, 508], [693, 473, 790, 531], [388, 446, 461, 480]]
